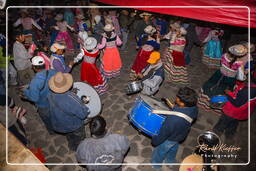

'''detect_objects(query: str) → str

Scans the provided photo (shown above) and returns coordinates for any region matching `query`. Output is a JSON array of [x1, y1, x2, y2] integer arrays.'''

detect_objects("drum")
[[128, 95, 169, 136], [73, 82, 102, 118], [126, 81, 142, 94], [210, 95, 228, 110]]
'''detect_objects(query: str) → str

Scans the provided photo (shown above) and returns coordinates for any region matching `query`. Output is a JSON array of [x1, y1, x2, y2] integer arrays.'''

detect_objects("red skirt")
[[131, 49, 153, 74], [172, 50, 185, 66], [81, 62, 104, 86]]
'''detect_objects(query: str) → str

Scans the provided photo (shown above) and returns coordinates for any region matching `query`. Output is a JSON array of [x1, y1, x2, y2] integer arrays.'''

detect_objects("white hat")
[[170, 22, 181, 29], [55, 14, 63, 21], [76, 14, 85, 20], [20, 9, 28, 14], [94, 15, 101, 24], [139, 12, 152, 18], [180, 27, 187, 35], [84, 37, 97, 50], [31, 56, 45, 66], [228, 44, 248, 56], [50, 43, 66, 53], [104, 24, 114, 32], [144, 25, 156, 35], [78, 31, 88, 42], [242, 42, 255, 53]]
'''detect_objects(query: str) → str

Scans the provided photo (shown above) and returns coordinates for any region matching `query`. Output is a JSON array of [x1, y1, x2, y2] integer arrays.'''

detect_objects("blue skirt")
[[204, 40, 222, 59]]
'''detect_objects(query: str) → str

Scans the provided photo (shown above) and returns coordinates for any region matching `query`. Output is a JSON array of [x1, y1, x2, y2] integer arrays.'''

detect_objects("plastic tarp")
[[96, 0, 256, 28]]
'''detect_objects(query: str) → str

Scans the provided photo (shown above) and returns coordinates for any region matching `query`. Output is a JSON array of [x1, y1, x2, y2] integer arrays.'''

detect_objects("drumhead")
[[140, 94, 169, 110], [73, 82, 102, 118]]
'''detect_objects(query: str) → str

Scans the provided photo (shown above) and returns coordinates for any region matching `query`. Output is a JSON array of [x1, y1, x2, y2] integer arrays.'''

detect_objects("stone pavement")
[[8, 32, 250, 171]]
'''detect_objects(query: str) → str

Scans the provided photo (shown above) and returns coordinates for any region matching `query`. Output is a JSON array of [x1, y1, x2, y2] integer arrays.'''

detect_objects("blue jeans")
[[151, 140, 179, 169]]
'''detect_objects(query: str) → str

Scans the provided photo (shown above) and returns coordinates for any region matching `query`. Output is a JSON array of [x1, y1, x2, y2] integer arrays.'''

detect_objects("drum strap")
[[152, 110, 193, 123]]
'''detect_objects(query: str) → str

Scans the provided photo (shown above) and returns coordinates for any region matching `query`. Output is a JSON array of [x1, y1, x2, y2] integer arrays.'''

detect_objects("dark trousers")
[[213, 114, 239, 137], [9, 124, 27, 146], [38, 107, 54, 134], [66, 126, 85, 151]]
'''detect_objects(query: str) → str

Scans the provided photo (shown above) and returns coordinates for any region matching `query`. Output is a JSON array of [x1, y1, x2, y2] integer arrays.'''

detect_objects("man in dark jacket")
[[48, 72, 90, 151], [151, 87, 198, 169]]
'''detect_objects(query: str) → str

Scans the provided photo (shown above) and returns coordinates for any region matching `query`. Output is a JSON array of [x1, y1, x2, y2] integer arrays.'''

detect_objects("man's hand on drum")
[[224, 89, 231, 95]]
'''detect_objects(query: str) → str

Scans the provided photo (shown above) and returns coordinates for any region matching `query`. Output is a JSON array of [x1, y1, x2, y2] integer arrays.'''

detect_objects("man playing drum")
[[137, 51, 164, 96], [151, 87, 198, 169]]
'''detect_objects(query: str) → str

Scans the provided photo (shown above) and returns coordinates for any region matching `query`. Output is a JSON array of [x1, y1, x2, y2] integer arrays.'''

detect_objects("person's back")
[[76, 133, 130, 171], [76, 116, 130, 171]]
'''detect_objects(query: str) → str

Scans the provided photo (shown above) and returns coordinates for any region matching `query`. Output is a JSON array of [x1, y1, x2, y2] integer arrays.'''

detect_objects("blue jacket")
[[152, 106, 198, 146], [48, 91, 90, 133], [24, 69, 57, 108]]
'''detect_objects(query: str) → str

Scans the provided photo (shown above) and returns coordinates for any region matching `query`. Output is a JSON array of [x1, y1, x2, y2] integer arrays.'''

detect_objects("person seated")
[[48, 72, 90, 151], [76, 116, 130, 171], [137, 51, 164, 96], [151, 87, 198, 169], [50, 43, 74, 73]]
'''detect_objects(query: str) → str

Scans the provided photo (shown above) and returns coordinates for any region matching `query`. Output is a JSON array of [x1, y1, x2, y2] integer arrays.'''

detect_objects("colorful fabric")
[[203, 40, 222, 68], [56, 31, 74, 50], [80, 49, 108, 95], [220, 53, 242, 78], [164, 48, 189, 84], [100, 47, 122, 78], [131, 48, 153, 74]]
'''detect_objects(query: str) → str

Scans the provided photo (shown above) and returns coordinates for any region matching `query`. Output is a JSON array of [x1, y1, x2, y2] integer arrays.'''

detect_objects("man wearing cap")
[[50, 43, 74, 73], [48, 72, 90, 151], [22, 56, 57, 134], [137, 51, 164, 96], [13, 32, 34, 85]]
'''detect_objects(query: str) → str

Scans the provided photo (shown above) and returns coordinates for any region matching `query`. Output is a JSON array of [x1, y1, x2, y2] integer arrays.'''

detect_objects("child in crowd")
[[164, 23, 188, 84], [97, 24, 122, 79], [151, 87, 198, 169], [93, 15, 104, 43], [54, 14, 75, 51], [76, 116, 130, 171], [137, 51, 164, 96], [64, 8, 75, 27], [198, 44, 248, 114], [13, 9, 43, 44], [130, 25, 160, 80], [74, 36, 108, 95], [213, 67, 256, 141], [44, 9, 57, 46], [50, 43, 74, 73]]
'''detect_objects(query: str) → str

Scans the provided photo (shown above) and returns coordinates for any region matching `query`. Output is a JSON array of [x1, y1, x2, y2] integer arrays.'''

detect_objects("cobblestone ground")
[[8, 32, 252, 171]]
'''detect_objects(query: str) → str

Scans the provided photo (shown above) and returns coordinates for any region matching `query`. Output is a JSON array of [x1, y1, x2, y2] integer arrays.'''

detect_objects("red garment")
[[222, 85, 256, 120], [172, 50, 185, 66], [131, 49, 152, 74], [80, 50, 104, 86]]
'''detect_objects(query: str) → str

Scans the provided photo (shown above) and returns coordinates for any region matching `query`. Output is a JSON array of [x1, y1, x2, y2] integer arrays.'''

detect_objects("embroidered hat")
[[139, 12, 152, 18], [50, 43, 66, 53], [170, 22, 181, 30], [242, 42, 255, 53], [144, 25, 156, 35], [84, 37, 97, 50], [104, 24, 114, 32], [179, 154, 203, 171], [78, 31, 88, 42], [180, 27, 187, 35], [55, 14, 63, 21], [31, 56, 45, 66], [76, 14, 85, 20], [94, 15, 101, 24], [147, 51, 160, 64], [49, 72, 73, 93], [228, 44, 248, 56], [20, 9, 28, 14]]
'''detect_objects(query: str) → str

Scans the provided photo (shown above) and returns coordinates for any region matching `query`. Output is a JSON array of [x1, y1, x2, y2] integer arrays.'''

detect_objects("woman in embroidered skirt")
[[74, 36, 107, 95], [202, 28, 224, 69], [163, 23, 188, 84], [97, 24, 122, 79], [198, 44, 248, 114], [54, 14, 75, 51], [130, 25, 160, 80]]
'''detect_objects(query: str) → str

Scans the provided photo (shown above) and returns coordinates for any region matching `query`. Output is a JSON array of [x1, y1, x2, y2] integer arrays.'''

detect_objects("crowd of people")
[[0, 4, 256, 171]]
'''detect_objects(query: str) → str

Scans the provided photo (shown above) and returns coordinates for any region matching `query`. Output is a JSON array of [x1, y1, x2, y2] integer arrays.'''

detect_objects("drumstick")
[[161, 98, 174, 108]]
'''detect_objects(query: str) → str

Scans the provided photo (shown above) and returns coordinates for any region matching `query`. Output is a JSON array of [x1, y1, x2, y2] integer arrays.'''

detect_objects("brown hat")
[[49, 72, 73, 93], [179, 154, 203, 171]]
